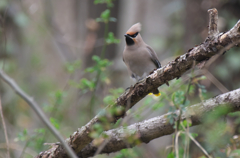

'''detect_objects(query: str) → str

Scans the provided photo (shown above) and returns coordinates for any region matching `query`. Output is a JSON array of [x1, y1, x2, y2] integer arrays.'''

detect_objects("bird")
[[122, 23, 161, 96]]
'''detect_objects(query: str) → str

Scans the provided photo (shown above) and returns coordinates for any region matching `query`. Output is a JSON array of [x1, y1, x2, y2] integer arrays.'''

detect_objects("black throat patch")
[[125, 37, 134, 46]]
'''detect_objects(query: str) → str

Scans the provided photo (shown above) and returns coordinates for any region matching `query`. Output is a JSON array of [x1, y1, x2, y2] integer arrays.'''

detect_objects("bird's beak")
[[124, 34, 131, 39]]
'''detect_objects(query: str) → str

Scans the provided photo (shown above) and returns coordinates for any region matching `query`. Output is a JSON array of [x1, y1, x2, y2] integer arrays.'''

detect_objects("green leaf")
[[190, 133, 198, 138], [92, 55, 101, 62], [109, 88, 124, 95], [100, 9, 110, 23], [15, 129, 28, 142], [94, 0, 102, 4], [50, 118, 60, 130], [167, 152, 174, 158], [65, 60, 81, 73], [23, 128, 28, 135], [198, 75, 207, 80], [92, 123, 104, 134], [79, 78, 95, 91], [114, 149, 139, 158], [34, 128, 46, 134], [182, 120, 192, 128], [103, 88, 124, 105], [189, 85, 195, 94], [172, 90, 185, 106], [106, 2, 114, 8], [103, 95, 115, 104], [106, 32, 120, 44], [94, 0, 114, 8], [85, 67, 95, 73]]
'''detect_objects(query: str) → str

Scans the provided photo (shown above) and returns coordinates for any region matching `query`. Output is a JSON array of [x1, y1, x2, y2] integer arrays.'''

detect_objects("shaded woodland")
[[0, 0, 240, 158]]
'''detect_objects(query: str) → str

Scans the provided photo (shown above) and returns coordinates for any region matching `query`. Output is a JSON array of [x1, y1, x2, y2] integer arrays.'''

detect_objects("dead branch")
[[36, 8, 240, 157]]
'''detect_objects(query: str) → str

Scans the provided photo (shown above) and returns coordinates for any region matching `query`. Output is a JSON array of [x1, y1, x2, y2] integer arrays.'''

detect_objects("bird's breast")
[[123, 47, 156, 79]]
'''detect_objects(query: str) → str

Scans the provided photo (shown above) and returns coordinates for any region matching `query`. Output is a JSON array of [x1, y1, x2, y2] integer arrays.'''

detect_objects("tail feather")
[[149, 88, 161, 97], [154, 92, 161, 96]]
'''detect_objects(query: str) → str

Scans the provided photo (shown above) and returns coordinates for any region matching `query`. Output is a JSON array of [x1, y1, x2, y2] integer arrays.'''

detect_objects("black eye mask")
[[128, 32, 139, 38]]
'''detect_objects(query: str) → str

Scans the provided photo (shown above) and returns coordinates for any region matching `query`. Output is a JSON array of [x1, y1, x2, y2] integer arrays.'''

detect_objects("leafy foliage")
[[106, 32, 120, 44]]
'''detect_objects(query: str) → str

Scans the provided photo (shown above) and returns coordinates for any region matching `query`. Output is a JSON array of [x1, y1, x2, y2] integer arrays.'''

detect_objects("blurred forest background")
[[0, 0, 240, 157]]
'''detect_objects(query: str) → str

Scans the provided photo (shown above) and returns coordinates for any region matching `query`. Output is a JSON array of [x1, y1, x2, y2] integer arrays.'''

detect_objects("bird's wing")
[[146, 45, 161, 68]]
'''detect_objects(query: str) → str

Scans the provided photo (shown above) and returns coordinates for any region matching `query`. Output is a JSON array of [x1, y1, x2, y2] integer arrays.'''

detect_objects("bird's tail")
[[153, 92, 161, 96]]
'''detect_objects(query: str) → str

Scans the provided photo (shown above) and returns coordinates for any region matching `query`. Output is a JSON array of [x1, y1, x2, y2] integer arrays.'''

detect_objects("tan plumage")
[[123, 23, 161, 96]]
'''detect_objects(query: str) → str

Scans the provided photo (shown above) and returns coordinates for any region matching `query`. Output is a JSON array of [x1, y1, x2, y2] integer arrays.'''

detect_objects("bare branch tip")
[[208, 8, 219, 37], [208, 8, 218, 14]]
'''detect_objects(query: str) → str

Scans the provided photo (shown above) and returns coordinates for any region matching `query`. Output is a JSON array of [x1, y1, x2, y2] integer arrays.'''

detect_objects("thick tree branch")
[[36, 8, 240, 157], [78, 88, 240, 157]]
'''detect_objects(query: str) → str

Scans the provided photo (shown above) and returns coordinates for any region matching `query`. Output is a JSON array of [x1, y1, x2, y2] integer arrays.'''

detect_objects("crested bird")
[[123, 23, 161, 96]]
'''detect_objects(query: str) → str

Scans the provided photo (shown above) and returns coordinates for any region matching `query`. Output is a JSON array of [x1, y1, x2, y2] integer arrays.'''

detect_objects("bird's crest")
[[126, 23, 141, 35]]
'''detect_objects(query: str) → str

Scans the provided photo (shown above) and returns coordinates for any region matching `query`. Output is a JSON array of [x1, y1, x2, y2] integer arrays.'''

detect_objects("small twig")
[[186, 118, 190, 158], [164, 145, 174, 157], [0, 8, 10, 158], [94, 138, 110, 156], [176, 62, 195, 131], [174, 63, 195, 155], [40, 73, 73, 146], [175, 131, 181, 158], [183, 130, 188, 158], [0, 69, 77, 158], [174, 74, 193, 157], [19, 141, 30, 158], [181, 123, 212, 158], [202, 69, 229, 93], [88, 20, 109, 117], [183, 120, 190, 158], [0, 96, 10, 158]]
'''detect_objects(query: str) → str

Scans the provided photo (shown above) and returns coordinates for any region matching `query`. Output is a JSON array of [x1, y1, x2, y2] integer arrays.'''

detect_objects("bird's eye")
[[128, 32, 138, 38]]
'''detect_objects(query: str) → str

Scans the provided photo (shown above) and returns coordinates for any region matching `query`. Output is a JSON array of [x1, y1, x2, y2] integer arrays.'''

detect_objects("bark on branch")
[[78, 88, 240, 158], [36, 8, 240, 158]]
